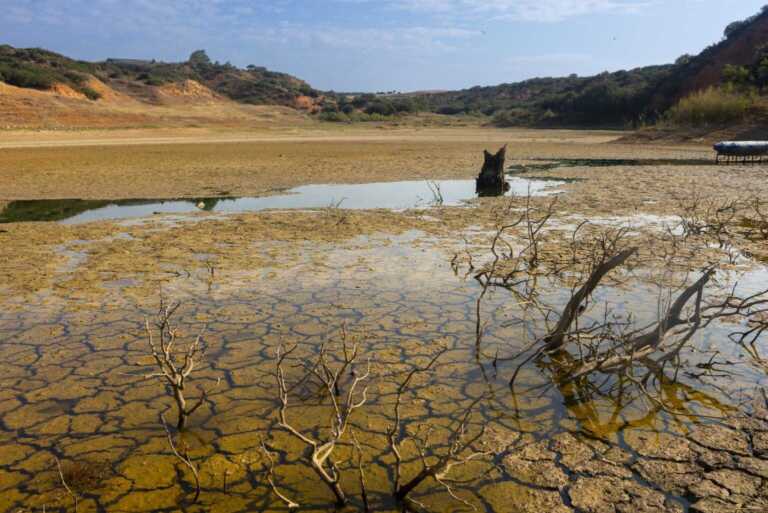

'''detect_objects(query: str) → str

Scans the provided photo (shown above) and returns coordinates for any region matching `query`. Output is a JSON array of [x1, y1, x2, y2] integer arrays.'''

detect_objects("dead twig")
[[543, 247, 638, 352], [259, 438, 299, 510], [54, 456, 78, 513], [160, 413, 201, 503]]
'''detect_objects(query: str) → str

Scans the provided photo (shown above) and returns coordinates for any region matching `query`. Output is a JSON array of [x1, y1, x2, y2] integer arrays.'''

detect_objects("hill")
[[647, 7, 768, 111], [316, 5, 768, 133], [0, 47, 320, 109], [410, 65, 675, 128]]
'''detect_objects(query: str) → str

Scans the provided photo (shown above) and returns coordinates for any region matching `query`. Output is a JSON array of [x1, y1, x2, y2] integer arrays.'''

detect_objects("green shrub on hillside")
[[492, 108, 557, 127], [80, 86, 102, 101], [319, 111, 350, 122], [0, 64, 55, 89], [666, 87, 753, 126]]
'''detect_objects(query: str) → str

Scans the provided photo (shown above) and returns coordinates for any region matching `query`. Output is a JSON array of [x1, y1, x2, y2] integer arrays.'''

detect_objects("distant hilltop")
[[0, 47, 320, 109]]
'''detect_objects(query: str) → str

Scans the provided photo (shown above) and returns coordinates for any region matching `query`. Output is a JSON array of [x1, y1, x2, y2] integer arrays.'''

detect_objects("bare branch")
[[160, 413, 200, 504], [259, 438, 299, 510], [143, 300, 217, 431], [544, 247, 638, 351], [275, 330, 371, 507], [54, 456, 78, 513]]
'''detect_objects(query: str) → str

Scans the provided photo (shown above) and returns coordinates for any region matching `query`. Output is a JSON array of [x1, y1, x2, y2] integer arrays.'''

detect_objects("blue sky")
[[2, 0, 766, 92]]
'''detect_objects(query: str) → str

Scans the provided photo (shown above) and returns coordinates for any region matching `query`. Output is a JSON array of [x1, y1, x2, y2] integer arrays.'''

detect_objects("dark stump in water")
[[476, 145, 510, 196]]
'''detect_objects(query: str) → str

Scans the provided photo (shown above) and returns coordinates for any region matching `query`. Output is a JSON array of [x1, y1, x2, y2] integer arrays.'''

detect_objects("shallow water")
[[0, 177, 564, 224], [0, 225, 765, 512], [508, 157, 718, 174]]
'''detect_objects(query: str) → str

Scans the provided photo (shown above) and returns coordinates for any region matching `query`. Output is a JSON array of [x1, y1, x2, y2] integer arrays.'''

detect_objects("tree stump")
[[476, 145, 510, 196]]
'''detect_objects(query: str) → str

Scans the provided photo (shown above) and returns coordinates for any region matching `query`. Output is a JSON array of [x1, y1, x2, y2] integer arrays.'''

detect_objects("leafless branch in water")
[[394, 398, 492, 509], [386, 348, 492, 510], [426, 181, 444, 206], [274, 332, 371, 507], [53, 456, 78, 513], [388, 346, 449, 496], [160, 413, 201, 503], [143, 298, 220, 431], [675, 193, 739, 245], [259, 438, 299, 510], [471, 195, 558, 353], [324, 197, 350, 226], [543, 247, 638, 352], [720, 289, 768, 373], [745, 197, 768, 240]]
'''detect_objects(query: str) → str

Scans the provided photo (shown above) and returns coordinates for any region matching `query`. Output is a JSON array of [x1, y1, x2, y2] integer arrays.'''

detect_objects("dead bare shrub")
[[273, 334, 371, 507], [142, 298, 220, 431]]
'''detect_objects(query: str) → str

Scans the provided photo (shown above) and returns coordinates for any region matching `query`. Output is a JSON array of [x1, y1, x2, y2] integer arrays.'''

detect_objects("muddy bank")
[[496, 408, 768, 513]]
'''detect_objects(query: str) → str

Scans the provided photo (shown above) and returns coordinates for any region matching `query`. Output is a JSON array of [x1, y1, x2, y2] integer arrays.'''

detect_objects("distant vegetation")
[[316, 93, 427, 122], [318, 65, 675, 127], [0, 45, 101, 99], [665, 87, 755, 126], [0, 47, 317, 107], [660, 6, 768, 129]]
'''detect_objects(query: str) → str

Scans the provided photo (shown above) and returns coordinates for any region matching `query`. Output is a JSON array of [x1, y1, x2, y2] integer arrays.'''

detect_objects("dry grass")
[[665, 87, 755, 127], [59, 459, 112, 494]]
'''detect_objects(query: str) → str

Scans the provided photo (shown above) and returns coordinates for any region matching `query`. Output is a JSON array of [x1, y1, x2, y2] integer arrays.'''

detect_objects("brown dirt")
[[155, 80, 221, 104], [49, 83, 87, 99], [0, 80, 312, 130], [86, 78, 130, 104]]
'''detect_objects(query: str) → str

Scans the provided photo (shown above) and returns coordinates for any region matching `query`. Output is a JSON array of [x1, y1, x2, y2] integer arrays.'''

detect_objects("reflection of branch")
[[387, 351, 491, 510], [160, 413, 201, 503], [395, 398, 490, 508], [388, 347, 448, 496], [350, 429, 371, 513]]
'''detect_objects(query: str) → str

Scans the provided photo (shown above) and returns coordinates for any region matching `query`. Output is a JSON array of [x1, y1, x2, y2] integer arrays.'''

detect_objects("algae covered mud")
[[1, 135, 768, 513]]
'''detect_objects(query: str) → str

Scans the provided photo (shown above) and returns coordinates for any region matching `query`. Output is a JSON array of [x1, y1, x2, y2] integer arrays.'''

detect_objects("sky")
[[2, 0, 767, 92]]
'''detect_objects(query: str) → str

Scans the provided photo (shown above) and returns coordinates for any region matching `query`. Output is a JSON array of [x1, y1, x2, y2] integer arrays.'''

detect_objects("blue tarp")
[[714, 141, 768, 156]]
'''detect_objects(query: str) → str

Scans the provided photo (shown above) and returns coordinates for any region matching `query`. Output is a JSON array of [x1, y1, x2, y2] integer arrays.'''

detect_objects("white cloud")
[[4, 0, 484, 55], [1, 0, 654, 62], [342, 0, 655, 22], [241, 24, 482, 54]]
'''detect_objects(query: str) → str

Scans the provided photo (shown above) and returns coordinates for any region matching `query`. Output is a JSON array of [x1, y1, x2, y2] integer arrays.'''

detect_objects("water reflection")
[[508, 157, 719, 174], [0, 177, 564, 224]]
